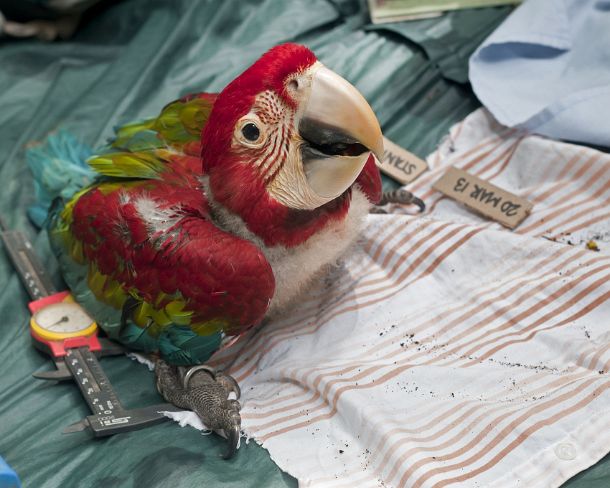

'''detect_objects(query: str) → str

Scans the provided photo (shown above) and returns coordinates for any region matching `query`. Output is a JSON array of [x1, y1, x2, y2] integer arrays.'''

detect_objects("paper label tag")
[[375, 136, 428, 185], [432, 166, 533, 229]]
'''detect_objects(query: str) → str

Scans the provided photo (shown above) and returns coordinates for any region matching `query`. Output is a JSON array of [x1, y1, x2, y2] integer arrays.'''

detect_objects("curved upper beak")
[[299, 64, 383, 200]]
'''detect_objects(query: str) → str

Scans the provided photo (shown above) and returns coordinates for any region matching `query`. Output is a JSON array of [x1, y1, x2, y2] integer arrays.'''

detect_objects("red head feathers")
[[202, 43, 382, 248]]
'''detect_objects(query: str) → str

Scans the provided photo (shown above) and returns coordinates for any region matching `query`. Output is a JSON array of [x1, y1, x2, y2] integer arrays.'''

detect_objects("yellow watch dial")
[[31, 302, 97, 341]]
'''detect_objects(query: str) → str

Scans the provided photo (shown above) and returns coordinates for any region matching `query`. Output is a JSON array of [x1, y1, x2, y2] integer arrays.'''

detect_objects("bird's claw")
[[374, 189, 426, 213], [216, 372, 241, 400], [155, 359, 242, 459]]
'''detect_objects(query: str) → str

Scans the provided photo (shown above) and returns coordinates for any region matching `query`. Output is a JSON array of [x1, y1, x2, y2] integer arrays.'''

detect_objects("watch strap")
[[28, 290, 72, 314], [31, 328, 102, 358]]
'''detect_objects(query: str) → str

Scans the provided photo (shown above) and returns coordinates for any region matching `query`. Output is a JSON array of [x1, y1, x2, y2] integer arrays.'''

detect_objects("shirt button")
[[555, 442, 577, 460]]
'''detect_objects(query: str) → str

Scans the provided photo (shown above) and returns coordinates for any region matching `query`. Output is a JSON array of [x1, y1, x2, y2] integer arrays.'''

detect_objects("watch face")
[[33, 302, 95, 334]]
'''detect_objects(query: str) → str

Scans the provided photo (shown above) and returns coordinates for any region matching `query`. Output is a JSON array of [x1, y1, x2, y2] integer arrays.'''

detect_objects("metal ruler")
[[63, 347, 179, 436], [0, 217, 55, 300]]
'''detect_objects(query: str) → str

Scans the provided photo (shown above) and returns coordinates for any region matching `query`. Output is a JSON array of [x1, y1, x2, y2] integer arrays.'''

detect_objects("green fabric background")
[[0, 0, 608, 486]]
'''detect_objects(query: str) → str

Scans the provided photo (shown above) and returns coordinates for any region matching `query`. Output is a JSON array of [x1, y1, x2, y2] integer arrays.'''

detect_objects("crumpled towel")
[[202, 108, 610, 487], [469, 0, 610, 147]]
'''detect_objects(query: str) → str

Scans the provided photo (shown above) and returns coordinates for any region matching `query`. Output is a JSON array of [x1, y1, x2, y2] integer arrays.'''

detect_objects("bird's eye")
[[241, 123, 260, 142], [235, 117, 266, 147]]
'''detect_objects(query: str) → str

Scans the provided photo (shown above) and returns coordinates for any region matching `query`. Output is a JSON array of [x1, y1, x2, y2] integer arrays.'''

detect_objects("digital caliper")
[[0, 218, 182, 437]]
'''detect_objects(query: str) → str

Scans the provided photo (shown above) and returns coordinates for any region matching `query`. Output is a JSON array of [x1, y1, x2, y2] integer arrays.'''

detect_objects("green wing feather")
[[113, 95, 213, 150], [89, 94, 215, 179], [87, 151, 169, 179]]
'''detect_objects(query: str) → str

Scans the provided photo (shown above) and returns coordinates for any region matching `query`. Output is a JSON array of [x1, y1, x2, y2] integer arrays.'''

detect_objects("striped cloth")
[[210, 108, 610, 487]]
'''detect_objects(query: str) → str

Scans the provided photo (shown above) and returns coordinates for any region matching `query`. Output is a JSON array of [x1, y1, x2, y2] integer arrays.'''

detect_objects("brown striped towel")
[[208, 108, 610, 487]]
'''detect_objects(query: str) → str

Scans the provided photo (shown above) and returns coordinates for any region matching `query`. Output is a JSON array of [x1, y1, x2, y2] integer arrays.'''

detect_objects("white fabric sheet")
[[203, 108, 610, 487]]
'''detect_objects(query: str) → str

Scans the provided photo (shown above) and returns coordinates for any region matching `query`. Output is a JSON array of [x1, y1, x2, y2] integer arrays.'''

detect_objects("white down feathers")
[[207, 185, 370, 317]]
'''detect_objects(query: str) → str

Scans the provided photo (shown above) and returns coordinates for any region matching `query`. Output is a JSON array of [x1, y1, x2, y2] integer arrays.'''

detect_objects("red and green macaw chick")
[[50, 43, 383, 456]]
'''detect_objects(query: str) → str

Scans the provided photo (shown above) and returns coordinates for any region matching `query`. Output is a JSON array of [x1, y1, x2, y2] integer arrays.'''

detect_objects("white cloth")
[[203, 108, 610, 487]]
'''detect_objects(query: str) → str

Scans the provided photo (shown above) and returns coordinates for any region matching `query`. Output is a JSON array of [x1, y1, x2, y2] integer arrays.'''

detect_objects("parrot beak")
[[299, 64, 384, 201]]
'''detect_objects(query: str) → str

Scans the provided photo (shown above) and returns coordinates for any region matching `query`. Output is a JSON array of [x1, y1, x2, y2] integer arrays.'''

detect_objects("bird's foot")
[[372, 189, 426, 213], [155, 359, 242, 459]]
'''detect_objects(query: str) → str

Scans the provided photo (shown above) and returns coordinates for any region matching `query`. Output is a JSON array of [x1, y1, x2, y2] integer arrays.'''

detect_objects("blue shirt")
[[469, 0, 610, 147]]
